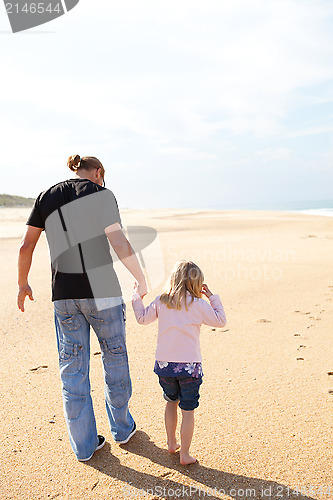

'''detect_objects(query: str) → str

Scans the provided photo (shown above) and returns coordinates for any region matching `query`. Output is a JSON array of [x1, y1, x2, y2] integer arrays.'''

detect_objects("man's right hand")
[[17, 284, 34, 312], [137, 280, 148, 299]]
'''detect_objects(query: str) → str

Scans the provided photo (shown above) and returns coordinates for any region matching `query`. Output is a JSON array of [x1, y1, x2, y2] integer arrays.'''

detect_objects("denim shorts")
[[158, 375, 203, 411]]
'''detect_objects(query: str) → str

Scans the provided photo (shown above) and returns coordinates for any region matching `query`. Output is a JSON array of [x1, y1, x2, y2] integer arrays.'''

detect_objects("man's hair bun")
[[67, 154, 81, 172]]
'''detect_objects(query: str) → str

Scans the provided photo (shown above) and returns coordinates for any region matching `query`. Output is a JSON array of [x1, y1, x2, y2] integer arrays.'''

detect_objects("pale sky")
[[1, 0, 333, 209]]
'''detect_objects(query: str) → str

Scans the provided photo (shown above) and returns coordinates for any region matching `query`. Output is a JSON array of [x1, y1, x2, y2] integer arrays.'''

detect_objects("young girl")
[[131, 260, 226, 465]]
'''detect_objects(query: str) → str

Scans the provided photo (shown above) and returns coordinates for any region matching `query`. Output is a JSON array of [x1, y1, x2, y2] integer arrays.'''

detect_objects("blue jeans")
[[54, 298, 134, 460]]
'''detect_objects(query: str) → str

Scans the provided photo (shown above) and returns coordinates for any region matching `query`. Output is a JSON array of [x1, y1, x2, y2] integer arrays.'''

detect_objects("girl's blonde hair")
[[160, 260, 204, 310]]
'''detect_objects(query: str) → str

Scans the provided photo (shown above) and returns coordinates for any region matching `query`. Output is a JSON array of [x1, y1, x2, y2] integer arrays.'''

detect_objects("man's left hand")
[[17, 284, 34, 312]]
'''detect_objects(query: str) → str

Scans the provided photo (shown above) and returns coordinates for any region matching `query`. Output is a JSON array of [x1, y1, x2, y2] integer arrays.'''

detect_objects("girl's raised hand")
[[201, 283, 213, 298]]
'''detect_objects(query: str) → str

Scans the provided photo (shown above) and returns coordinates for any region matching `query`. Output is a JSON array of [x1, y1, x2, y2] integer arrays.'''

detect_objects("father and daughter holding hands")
[[18, 156, 226, 464]]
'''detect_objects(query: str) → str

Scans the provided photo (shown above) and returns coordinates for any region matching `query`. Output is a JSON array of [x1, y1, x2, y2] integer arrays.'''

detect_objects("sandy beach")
[[0, 207, 332, 500]]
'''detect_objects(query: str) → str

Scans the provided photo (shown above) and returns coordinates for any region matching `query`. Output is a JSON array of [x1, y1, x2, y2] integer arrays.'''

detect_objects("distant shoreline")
[[1, 194, 332, 213], [1, 205, 333, 217]]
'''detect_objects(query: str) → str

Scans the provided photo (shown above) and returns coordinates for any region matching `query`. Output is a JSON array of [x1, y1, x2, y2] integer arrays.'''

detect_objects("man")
[[17, 154, 147, 461]]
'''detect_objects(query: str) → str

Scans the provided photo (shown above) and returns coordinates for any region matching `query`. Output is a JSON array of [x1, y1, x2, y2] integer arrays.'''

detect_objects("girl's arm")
[[131, 293, 159, 325], [200, 286, 227, 327]]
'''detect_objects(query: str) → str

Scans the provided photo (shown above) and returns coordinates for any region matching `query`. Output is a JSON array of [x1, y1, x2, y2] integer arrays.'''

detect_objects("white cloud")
[[157, 147, 217, 161], [2, 0, 333, 140], [257, 148, 291, 163], [289, 126, 333, 137]]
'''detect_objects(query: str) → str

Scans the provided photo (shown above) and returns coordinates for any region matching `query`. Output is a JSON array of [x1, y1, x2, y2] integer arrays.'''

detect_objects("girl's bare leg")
[[164, 401, 180, 453], [180, 409, 197, 465]]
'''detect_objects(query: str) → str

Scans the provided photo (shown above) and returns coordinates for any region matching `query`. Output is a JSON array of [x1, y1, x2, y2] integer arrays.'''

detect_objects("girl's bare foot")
[[168, 441, 181, 453], [180, 453, 197, 465]]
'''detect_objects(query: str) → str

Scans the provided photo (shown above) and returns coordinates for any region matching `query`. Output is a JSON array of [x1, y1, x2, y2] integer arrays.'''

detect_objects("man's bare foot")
[[180, 453, 197, 465], [168, 441, 181, 453]]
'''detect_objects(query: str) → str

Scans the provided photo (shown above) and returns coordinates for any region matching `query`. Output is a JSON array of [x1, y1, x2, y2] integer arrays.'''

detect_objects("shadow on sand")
[[86, 430, 317, 499]]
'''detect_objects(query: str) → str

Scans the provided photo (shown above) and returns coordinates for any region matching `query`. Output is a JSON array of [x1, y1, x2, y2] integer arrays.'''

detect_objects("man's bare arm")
[[17, 225, 43, 312], [105, 223, 148, 298]]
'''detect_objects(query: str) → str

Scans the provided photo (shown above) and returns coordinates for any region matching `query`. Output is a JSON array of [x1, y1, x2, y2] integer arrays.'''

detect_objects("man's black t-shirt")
[[27, 178, 122, 301]]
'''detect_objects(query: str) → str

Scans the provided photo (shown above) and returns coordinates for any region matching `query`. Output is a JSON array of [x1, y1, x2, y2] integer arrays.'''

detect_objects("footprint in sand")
[[160, 472, 172, 478], [294, 335, 307, 358], [327, 373, 333, 395]]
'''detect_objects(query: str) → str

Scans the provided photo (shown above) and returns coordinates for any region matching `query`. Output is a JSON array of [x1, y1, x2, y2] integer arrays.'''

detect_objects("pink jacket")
[[131, 292, 226, 363]]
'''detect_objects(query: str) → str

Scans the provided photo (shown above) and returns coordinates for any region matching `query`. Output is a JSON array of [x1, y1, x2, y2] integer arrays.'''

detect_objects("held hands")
[[17, 284, 34, 312], [133, 280, 148, 299], [201, 283, 213, 298]]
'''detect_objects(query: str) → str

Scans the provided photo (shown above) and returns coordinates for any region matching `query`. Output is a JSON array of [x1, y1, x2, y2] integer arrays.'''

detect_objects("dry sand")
[[0, 207, 332, 500]]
